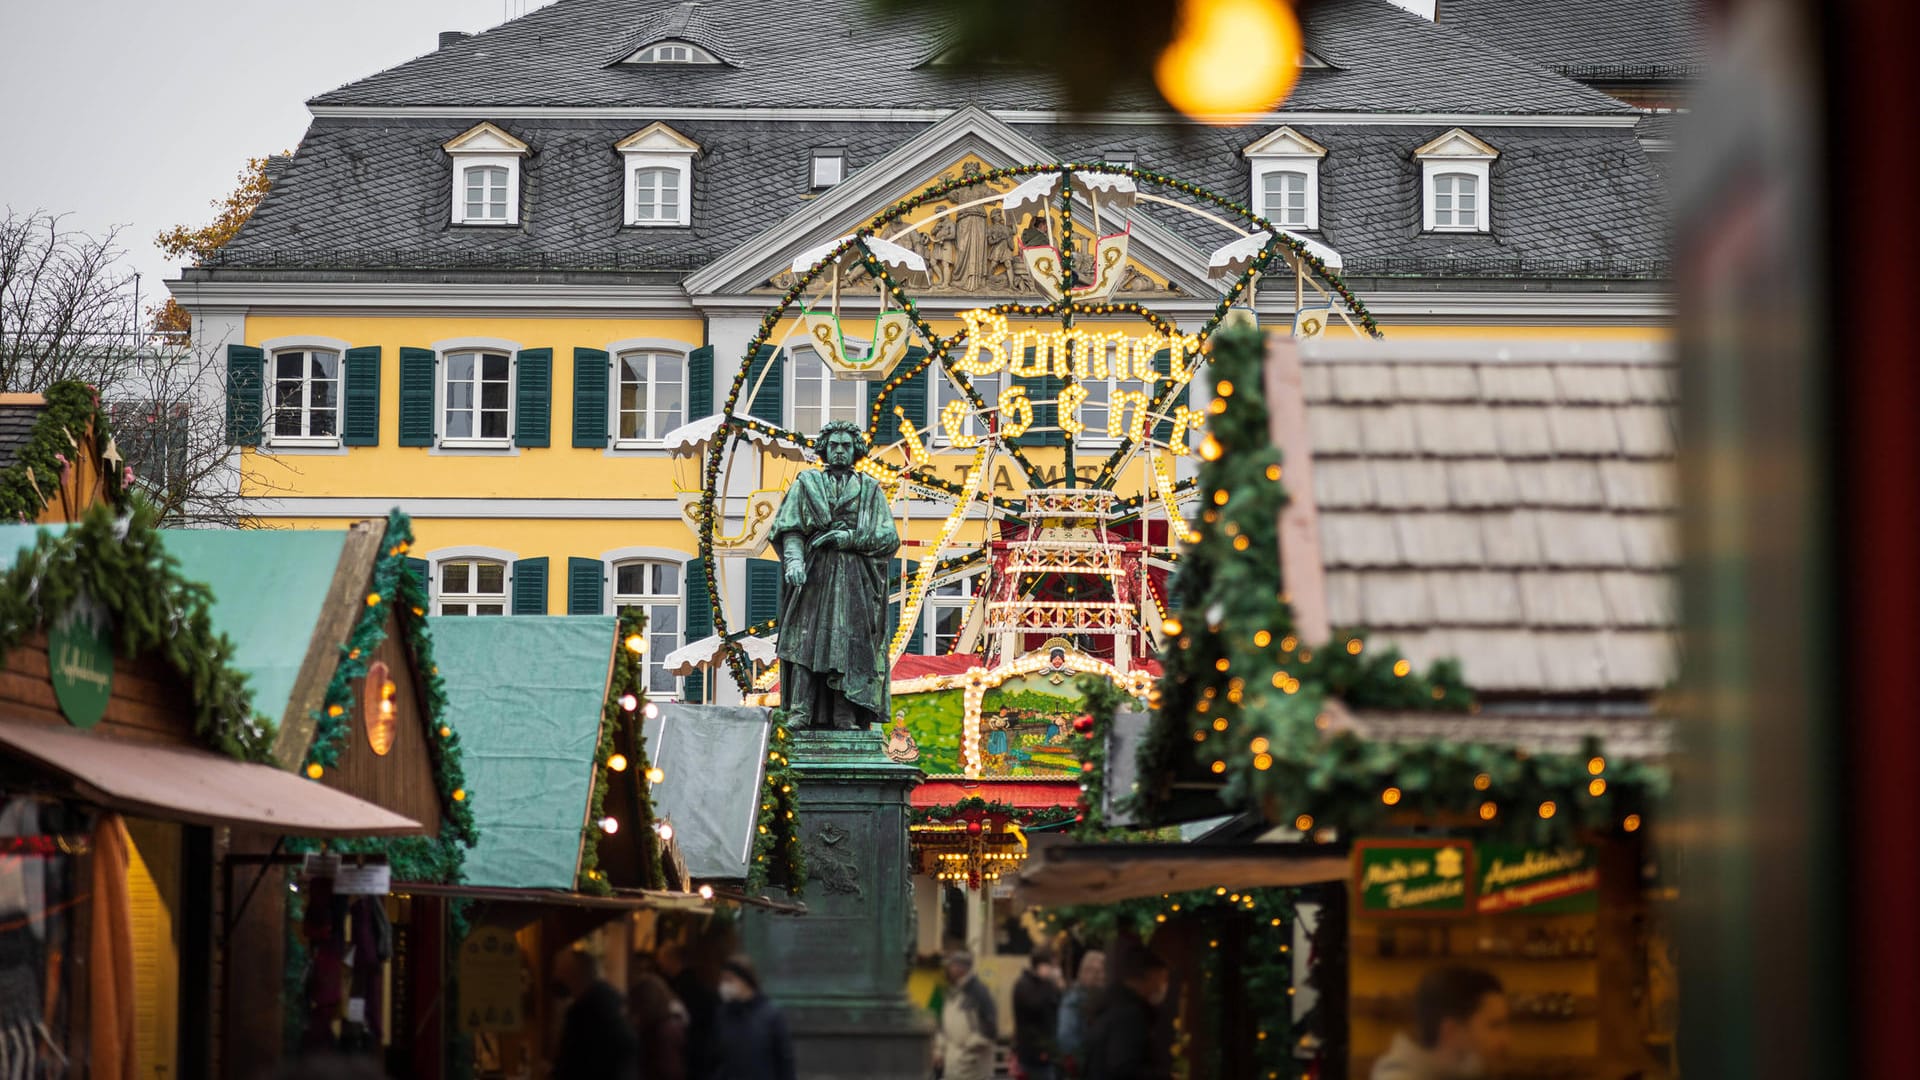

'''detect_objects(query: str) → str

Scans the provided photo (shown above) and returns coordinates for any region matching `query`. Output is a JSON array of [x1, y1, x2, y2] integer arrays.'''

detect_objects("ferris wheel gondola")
[[790, 235, 927, 382], [1003, 169, 1138, 303]]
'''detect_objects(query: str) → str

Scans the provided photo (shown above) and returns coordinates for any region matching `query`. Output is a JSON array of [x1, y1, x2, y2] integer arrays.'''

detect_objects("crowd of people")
[[931, 947, 1509, 1080], [549, 943, 797, 1080]]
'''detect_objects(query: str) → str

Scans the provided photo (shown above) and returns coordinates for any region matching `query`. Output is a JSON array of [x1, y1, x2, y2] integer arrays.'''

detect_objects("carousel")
[[658, 162, 1374, 894]]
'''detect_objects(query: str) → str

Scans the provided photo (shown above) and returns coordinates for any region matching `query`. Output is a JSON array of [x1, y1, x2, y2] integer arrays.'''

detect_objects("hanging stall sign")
[[1353, 839, 1474, 916], [49, 599, 114, 729], [458, 926, 526, 1032], [1473, 844, 1599, 915]]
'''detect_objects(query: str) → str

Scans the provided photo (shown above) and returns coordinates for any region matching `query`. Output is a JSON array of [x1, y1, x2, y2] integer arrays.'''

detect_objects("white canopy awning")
[[1208, 229, 1345, 278], [999, 172, 1061, 217], [663, 632, 779, 675], [1071, 170, 1138, 209], [790, 234, 927, 275]]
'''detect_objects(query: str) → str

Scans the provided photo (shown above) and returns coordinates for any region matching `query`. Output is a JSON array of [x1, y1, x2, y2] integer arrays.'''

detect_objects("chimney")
[[439, 30, 471, 49]]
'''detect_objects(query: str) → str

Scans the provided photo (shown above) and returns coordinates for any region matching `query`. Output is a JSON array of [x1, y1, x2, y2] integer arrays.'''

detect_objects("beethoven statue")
[[770, 420, 901, 730]]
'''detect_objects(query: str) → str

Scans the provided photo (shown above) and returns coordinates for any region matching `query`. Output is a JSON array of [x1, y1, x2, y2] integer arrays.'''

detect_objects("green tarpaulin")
[[0, 523, 350, 729], [431, 616, 615, 890]]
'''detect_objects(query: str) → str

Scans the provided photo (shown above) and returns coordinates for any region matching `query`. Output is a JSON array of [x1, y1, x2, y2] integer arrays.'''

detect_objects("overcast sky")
[[0, 0, 555, 309]]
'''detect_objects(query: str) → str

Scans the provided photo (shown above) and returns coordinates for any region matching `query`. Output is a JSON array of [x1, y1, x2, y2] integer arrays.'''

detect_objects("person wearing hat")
[[934, 950, 998, 1080], [713, 954, 797, 1080]]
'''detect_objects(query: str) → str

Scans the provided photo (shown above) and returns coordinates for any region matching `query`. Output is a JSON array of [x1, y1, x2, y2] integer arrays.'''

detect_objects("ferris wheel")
[[671, 163, 1377, 694]]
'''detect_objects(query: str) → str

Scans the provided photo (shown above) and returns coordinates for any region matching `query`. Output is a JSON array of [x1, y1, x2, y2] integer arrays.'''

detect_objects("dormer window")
[[1415, 128, 1498, 234], [616, 122, 700, 228], [810, 150, 845, 190], [1243, 125, 1327, 231], [443, 122, 530, 227], [625, 40, 719, 64]]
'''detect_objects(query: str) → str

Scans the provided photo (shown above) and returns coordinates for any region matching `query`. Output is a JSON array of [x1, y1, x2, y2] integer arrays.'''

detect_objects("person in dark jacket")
[[712, 955, 797, 1080], [1081, 951, 1171, 1080], [629, 973, 690, 1080], [552, 950, 640, 1080], [1012, 948, 1065, 1079], [658, 940, 722, 1080]]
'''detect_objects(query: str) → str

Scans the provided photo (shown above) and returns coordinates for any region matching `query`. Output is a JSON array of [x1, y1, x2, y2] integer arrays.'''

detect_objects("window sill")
[[431, 439, 520, 457], [1425, 225, 1488, 234], [258, 439, 348, 456], [450, 220, 520, 228], [621, 220, 692, 229]]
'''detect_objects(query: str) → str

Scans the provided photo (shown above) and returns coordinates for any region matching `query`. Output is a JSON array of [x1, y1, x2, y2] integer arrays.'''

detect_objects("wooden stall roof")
[[1014, 841, 1348, 907]]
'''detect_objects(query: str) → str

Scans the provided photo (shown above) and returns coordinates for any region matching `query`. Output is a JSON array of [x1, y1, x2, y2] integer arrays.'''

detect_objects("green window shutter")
[[1152, 348, 1188, 443], [682, 556, 712, 703], [398, 347, 437, 447], [514, 348, 552, 448], [572, 347, 611, 448], [687, 345, 715, 422], [404, 557, 431, 592], [745, 560, 784, 628], [567, 557, 604, 615], [869, 348, 929, 447], [224, 344, 264, 446], [683, 557, 714, 640], [745, 346, 784, 426], [511, 557, 548, 615], [341, 346, 382, 446]]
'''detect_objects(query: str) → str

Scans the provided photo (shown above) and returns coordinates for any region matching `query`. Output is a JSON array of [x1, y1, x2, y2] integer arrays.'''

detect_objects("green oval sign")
[[49, 602, 114, 730]]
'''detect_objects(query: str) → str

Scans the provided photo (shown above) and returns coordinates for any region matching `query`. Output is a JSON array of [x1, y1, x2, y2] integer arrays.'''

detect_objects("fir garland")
[[1133, 323, 1668, 841], [0, 498, 271, 760], [0, 380, 129, 523], [746, 710, 807, 896], [578, 608, 664, 894], [300, 510, 478, 868]]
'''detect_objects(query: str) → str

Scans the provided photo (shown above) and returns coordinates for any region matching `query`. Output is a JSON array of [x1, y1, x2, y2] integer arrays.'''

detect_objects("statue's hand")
[[783, 561, 807, 587]]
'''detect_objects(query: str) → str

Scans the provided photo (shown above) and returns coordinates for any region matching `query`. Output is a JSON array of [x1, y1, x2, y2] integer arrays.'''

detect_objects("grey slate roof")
[[309, 0, 1631, 115], [0, 401, 47, 474], [1303, 347, 1677, 697], [1438, 0, 1706, 82], [215, 115, 1669, 279]]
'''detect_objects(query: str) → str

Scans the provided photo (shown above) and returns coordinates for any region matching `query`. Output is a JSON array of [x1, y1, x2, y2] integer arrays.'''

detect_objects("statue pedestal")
[[743, 727, 933, 1079]]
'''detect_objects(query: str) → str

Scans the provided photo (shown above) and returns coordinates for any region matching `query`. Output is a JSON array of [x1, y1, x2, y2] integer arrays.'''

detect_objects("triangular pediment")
[[615, 122, 702, 155], [1414, 127, 1500, 160], [441, 121, 529, 156], [1243, 125, 1328, 159], [686, 106, 1221, 301]]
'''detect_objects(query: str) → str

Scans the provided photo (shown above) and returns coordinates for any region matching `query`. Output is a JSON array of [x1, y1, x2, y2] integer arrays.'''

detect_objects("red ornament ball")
[[966, 820, 982, 836], [1081, 760, 1096, 773], [1073, 714, 1094, 733]]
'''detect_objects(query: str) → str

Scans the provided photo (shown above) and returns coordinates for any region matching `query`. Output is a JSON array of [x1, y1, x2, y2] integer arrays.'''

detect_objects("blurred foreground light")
[[1155, 0, 1302, 120]]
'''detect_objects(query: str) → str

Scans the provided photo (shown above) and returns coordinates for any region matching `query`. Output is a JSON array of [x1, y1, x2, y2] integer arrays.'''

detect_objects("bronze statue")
[[770, 420, 901, 730]]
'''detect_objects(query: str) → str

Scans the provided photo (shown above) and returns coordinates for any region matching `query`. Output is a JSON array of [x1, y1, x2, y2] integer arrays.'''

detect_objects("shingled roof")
[[213, 112, 1668, 280], [309, 0, 1630, 115], [0, 399, 45, 474], [1437, 0, 1706, 83], [1301, 339, 1677, 698]]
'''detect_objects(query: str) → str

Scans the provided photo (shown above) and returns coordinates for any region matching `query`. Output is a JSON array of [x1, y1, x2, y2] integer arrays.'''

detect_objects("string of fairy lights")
[[694, 163, 1378, 690]]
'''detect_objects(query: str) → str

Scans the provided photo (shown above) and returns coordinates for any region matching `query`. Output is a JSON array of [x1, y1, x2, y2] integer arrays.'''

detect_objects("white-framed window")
[[437, 558, 508, 616], [810, 150, 845, 189], [617, 123, 700, 228], [443, 122, 529, 226], [1260, 170, 1312, 229], [935, 371, 1001, 444], [1244, 126, 1326, 231], [928, 575, 982, 655], [462, 165, 510, 222], [1071, 376, 1122, 447], [442, 350, 512, 445], [268, 348, 341, 444], [632, 166, 683, 224], [1431, 172, 1480, 230], [1415, 128, 1498, 234], [616, 350, 686, 444], [790, 348, 861, 431], [621, 40, 720, 64], [612, 560, 683, 697]]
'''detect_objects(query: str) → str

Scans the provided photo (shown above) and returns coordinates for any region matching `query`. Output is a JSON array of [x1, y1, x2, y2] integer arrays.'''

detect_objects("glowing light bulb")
[[626, 634, 645, 654], [306, 763, 324, 780], [1155, 0, 1303, 120], [646, 766, 666, 784], [698, 884, 714, 900], [619, 693, 639, 712], [600, 816, 619, 834], [608, 753, 629, 772]]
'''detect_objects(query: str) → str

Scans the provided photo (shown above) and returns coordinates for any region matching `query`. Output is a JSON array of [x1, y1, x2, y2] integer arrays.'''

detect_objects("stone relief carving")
[[808, 821, 866, 898]]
